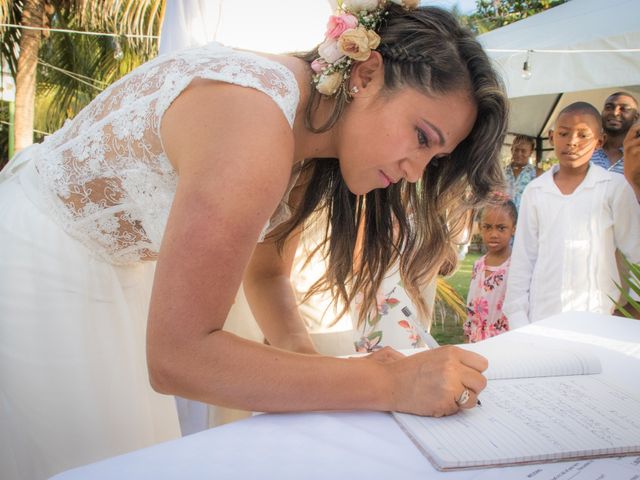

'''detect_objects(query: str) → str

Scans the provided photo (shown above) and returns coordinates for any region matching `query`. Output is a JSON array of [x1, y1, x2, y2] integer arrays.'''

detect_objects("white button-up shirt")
[[504, 164, 640, 328]]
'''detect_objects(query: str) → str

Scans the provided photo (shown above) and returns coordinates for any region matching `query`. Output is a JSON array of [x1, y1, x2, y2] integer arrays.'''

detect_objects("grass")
[[430, 251, 482, 345]]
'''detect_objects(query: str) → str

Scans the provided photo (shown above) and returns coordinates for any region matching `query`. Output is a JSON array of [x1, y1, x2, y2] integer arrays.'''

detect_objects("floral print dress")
[[352, 271, 429, 353], [504, 163, 537, 210], [464, 255, 511, 343]]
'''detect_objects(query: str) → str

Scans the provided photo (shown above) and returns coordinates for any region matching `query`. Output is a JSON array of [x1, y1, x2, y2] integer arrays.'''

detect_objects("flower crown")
[[312, 0, 419, 96]]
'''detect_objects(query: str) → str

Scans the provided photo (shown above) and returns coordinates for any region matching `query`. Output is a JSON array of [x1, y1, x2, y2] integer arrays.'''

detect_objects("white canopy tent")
[[159, 0, 331, 55], [477, 0, 640, 157]]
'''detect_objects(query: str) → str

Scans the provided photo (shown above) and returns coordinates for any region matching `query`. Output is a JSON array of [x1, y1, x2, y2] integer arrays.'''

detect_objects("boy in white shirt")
[[503, 102, 640, 327]]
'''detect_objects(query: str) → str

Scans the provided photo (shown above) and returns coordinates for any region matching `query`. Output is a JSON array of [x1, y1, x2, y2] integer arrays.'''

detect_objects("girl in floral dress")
[[464, 198, 517, 342]]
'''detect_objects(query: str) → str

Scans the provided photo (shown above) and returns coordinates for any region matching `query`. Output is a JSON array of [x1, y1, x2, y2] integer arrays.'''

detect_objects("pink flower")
[[325, 14, 358, 39], [311, 58, 328, 73], [471, 297, 489, 320], [397, 320, 411, 329], [355, 334, 382, 353], [375, 292, 388, 315]]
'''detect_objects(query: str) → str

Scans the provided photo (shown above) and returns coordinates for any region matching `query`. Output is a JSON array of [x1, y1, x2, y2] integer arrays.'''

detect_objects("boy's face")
[[549, 112, 603, 170]]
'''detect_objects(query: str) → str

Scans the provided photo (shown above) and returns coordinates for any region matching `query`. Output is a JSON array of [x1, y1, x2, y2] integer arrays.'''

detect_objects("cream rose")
[[338, 26, 381, 62], [343, 0, 381, 12], [316, 71, 344, 96], [389, 0, 420, 7], [318, 38, 344, 64]]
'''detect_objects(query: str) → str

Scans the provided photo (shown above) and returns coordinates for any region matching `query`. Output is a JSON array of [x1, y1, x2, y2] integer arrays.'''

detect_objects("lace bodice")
[[29, 42, 300, 265]]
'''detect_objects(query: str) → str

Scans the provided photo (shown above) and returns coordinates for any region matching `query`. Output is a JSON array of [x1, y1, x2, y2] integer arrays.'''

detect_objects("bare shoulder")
[[159, 79, 297, 249], [161, 79, 294, 173]]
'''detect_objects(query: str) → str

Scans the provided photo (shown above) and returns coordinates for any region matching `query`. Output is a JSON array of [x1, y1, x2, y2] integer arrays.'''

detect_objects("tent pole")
[[534, 93, 563, 165], [538, 94, 563, 139], [535, 136, 543, 165]]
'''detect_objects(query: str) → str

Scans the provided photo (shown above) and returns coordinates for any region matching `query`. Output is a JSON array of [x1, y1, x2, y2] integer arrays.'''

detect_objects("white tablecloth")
[[51, 312, 640, 480]]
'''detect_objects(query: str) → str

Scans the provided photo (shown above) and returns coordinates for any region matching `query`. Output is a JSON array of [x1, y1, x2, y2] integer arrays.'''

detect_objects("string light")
[[486, 48, 640, 53], [0, 23, 159, 40], [37, 60, 107, 91], [112, 37, 124, 61]]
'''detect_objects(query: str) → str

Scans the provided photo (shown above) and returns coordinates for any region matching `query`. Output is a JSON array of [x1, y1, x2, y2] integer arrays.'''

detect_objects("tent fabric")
[[158, 0, 221, 55], [477, 0, 640, 138]]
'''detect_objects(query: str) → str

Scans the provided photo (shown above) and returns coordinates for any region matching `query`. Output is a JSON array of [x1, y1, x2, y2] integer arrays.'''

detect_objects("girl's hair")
[[480, 197, 518, 225], [273, 5, 508, 325]]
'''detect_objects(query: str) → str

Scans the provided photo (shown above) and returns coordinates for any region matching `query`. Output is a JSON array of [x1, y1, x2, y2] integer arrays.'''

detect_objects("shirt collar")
[[534, 163, 610, 194]]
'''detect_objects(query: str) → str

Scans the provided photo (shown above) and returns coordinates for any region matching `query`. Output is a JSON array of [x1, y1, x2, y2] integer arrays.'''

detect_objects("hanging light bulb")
[[113, 36, 124, 61], [521, 50, 532, 80]]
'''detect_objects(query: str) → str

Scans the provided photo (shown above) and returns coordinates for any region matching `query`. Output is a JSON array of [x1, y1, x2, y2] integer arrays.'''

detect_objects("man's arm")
[[623, 123, 640, 200]]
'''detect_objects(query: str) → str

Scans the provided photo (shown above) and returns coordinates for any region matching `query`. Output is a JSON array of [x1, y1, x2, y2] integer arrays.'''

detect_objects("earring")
[[350, 86, 359, 95]]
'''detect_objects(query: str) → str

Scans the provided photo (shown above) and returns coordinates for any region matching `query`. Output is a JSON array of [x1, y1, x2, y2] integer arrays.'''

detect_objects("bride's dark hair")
[[273, 4, 508, 326]]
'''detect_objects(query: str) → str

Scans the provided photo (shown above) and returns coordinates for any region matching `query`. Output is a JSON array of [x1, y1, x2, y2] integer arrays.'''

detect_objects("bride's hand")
[[364, 346, 406, 364], [383, 345, 488, 417]]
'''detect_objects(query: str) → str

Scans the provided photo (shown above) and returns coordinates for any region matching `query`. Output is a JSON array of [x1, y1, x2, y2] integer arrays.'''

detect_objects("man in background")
[[591, 92, 639, 173]]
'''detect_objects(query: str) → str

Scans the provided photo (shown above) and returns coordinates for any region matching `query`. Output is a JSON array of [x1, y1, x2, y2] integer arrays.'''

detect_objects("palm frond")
[[67, 0, 163, 53], [435, 277, 467, 321], [0, 0, 23, 75], [35, 6, 149, 134], [612, 255, 640, 319]]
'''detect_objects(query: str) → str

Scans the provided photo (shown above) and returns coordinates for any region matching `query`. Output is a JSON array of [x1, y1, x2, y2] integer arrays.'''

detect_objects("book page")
[[393, 376, 640, 470], [469, 455, 640, 480], [459, 332, 602, 380]]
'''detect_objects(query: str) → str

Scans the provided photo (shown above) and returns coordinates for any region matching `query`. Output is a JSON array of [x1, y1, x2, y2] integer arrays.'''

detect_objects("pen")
[[400, 306, 481, 407]]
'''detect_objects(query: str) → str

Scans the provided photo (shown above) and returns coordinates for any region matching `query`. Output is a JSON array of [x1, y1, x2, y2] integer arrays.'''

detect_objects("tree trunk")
[[14, 0, 44, 153]]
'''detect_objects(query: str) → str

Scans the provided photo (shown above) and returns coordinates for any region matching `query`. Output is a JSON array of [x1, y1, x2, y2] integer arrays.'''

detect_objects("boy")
[[503, 102, 640, 327]]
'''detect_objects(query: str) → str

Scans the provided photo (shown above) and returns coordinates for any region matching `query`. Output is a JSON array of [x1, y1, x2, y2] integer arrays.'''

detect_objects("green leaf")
[[612, 259, 640, 318], [367, 331, 383, 342]]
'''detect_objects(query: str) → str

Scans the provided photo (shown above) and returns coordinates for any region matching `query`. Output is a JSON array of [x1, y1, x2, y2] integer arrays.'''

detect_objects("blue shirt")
[[590, 148, 624, 174], [503, 163, 537, 210]]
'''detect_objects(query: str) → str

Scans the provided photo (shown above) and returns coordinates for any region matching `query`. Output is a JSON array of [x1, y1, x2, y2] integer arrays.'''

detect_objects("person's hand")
[[383, 345, 488, 417], [364, 346, 406, 364], [623, 123, 640, 199]]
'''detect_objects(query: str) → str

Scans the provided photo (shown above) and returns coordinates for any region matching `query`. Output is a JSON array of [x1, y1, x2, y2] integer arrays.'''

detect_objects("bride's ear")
[[349, 51, 384, 94]]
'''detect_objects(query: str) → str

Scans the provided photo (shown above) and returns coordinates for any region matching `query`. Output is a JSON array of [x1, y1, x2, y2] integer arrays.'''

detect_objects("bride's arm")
[[148, 79, 487, 416], [244, 230, 318, 354], [149, 79, 386, 411]]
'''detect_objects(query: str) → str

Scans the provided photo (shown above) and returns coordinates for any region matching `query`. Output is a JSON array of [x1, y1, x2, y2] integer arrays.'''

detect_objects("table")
[[51, 312, 640, 480]]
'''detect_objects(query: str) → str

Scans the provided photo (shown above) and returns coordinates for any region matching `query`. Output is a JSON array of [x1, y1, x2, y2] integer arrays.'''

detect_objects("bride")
[[0, 2, 507, 478]]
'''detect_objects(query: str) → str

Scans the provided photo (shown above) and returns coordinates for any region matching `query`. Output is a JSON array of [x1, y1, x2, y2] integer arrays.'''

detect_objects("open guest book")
[[392, 330, 640, 471]]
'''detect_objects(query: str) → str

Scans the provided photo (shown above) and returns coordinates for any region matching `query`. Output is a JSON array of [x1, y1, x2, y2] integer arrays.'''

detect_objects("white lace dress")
[[0, 42, 300, 480]]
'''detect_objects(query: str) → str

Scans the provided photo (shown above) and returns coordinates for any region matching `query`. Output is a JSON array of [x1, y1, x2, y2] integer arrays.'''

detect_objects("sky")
[[192, 0, 480, 55]]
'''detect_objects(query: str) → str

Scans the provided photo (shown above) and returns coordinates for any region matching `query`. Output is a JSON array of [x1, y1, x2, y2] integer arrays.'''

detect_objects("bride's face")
[[336, 86, 477, 195]]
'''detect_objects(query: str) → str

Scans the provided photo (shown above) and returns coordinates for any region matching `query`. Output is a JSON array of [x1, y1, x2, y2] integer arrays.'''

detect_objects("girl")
[[464, 197, 517, 342], [0, 3, 507, 478]]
